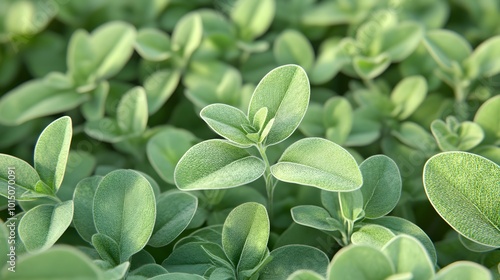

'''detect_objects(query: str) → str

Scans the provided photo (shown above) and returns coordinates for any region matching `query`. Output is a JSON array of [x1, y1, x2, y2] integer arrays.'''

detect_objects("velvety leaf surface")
[[0, 154, 39, 199], [434, 261, 493, 280], [291, 205, 343, 232], [73, 176, 102, 242]]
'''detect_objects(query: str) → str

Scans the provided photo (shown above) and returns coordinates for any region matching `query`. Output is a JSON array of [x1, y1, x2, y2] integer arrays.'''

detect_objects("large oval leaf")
[[18, 200, 74, 252], [93, 170, 156, 263], [222, 202, 269, 272], [34, 116, 72, 193], [423, 152, 500, 247], [0, 154, 39, 199], [271, 138, 362, 191], [174, 140, 265, 190], [248, 65, 310, 146]]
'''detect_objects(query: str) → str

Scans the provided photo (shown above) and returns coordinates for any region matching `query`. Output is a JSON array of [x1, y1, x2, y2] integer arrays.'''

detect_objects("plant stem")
[[257, 143, 275, 218]]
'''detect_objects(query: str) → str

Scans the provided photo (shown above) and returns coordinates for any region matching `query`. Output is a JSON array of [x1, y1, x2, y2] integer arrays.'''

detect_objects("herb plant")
[[0, 0, 499, 279]]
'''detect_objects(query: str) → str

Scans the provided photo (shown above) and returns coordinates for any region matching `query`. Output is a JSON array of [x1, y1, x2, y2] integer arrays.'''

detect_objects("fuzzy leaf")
[[230, 0, 275, 41], [378, 22, 423, 62], [351, 224, 396, 249], [434, 261, 493, 280], [423, 29, 471, 69], [431, 118, 484, 151], [172, 12, 203, 59], [271, 138, 362, 191], [390, 76, 427, 120], [353, 53, 391, 80], [274, 29, 315, 72], [148, 192, 198, 247], [464, 36, 500, 78], [73, 176, 102, 243], [18, 200, 74, 252], [200, 103, 254, 147], [116, 87, 148, 136], [222, 202, 269, 272], [34, 116, 72, 193], [93, 170, 156, 263], [287, 270, 325, 280], [135, 28, 171, 61], [174, 140, 265, 190], [0, 154, 39, 199], [144, 70, 181, 115], [324, 97, 353, 145], [359, 155, 401, 219], [291, 205, 342, 232], [474, 95, 500, 145], [248, 64, 310, 146], [423, 152, 500, 247], [92, 233, 120, 266]]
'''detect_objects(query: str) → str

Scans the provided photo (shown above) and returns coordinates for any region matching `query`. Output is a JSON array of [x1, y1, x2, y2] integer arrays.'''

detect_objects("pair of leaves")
[[0, 116, 72, 200], [84, 87, 148, 143], [424, 152, 500, 248], [431, 116, 484, 151]]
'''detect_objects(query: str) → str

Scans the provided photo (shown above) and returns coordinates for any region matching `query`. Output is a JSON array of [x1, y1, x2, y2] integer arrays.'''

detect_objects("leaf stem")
[[257, 143, 274, 218]]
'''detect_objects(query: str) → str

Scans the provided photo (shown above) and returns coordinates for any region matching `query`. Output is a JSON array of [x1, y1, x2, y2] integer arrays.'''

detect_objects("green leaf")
[[92, 233, 120, 266], [287, 270, 325, 280], [382, 235, 435, 280], [200, 103, 254, 147], [352, 53, 391, 80], [310, 38, 348, 85], [1, 246, 105, 279], [248, 64, 310, 146], [57, 150, 97, 202], [423, 152, 500, 247], [230, 0, 275, 41], [274, 29, 315, 72], [18, 200, 74, 252], [73, 176, 102, 243], [116, 87, 148, 136], [377, 22, 423, 62], [163, 242, 224, 275], [149, 192, 198, 247], [93, 170, 156, 263], [150, 273, 206, 280], [0, 220, 10, 266], [291, 205, 343, 232], [359, 155, 401, 219], [129, 263, 168, 278], [0, 154, 39, 199], [328, 245, 394, 280], [390, 76, 427, 120], [324, 97, 353, 145], [147, 127, 198, 184], [172, 12, 203, 60], [0, 79, 88, 125], [474, 95, 500, 145], [174, 140, 265, 190], [339, 190, 364, 222], [144, 70, 181, 115], [81, 81, 109, 122], [464, 36, 500, 78], [84, 117, 126, 143], [67, 29, 94, 86], [368, 216, 437, 265], [259, 245, 329, 279], [431, 118, 484, 151], [459, 234, 498, 253], [423, 30, 472, 69], [135, 28, 171, 61], [435, 261, 493, 280], [271, 138, 363, 191], [34, 116, 72, 193], [222, 202, 269, 272], [351, 224, 396, 249]]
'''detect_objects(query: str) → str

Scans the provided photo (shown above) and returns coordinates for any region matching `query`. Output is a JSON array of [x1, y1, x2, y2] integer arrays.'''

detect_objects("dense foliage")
[[0, 0, 499, 279]]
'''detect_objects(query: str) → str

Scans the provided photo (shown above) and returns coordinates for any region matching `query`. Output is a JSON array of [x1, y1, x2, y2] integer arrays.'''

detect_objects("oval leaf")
[[435, 261, 493, 280], [172, 12, 203, 60], [116, 87, 148, 136], [474, 95, 500, 145], [0, 154, 39, 199], [423, 152, 500, 247], [271, 138, 363, 191], [18, 200, 74, 252], [73, 176, 102, 243], [34, 116, 72, 193], [248, 64, 310, 146], [291, 205, 342, 232], [423, 29, 472, 69], [464, 36, 500, 78], [359, 155, 401, 219], [274, 29, 315, 72], [230, 0, 275, 41], [148, 192, 198, 247], [222, 202, 269, 272], [93, 170, 156, 263], [200, 103, 254, 147], [390, 76, 427, 120], [144, 70, 181, 115], [174, 140, 265, 191], [135, 28, 171, 61]]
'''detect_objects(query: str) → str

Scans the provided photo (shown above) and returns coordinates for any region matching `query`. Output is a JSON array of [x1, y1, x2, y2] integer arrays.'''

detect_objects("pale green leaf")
[[93, 170, 156, 263], [200, 103, 254, 147], [174, 140, 265, 190], [287, 270, 325, 280], [222, 202, 269, 272], [18, 200, 74, 252], [464, 36, 500, 78], [291, 205, 342, 232], [73, 176, 102, 243], [324, 97, 352, 145], [172, 12, 203, 60], [92, 233, 120, 266], [351, 224, 396, 249], [116, 87, 148, 136], [271, 138, 362, 191], [274, 29, 315, 72], [135, 28, 171, 61], [353, 53, 391, 80], [359, 155, 401, 219], [231, 0, 275, 41], [0, 154, 39, 199], [423, 29, 472, 69], [144, 70, 181, 115], [248, 64, 310, 146], [423, 152, 500, 247], [378, 22, 423, 62], [474, 95, 500, 145], [148, 192, 198, 247], [435, 261, 493, 280], [390, 76, 427, 120], [339, 190, 364, 222]]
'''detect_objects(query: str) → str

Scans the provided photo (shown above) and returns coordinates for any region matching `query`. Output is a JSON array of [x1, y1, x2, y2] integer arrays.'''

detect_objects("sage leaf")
[[351, 224, 396, 249], [135, 28, 171, 61], [92, 233, 120, 266], [359, 155, 401, 219], [200, 103, 254, 147], [73, 176, 102, 243], [274, 29, 315, 72], [18, 200, 74, 252], [474, 95, 500, 145], [150, 273, 206, 280], [464, 36, 500, 78], [390, 76, 427, 120], [423, 29, 472, 69], [34, 116, 72, 193], [0, 154, 39, 199], [222, 202, 269, 272], [291, 205, 343, 232], [271, 138, 363, 191], [144, 70, 181, 115], [174, 140, 265, 190], [93, 170, 156, 263], [352, 53, 391, 80], [148, 192, 198, 247], [172, 12, 203, 60], [230, 0, 275, 41], [434, 261, 493, 280], [116, 87, 148, 136], [324, 97, 353, 145], [287, 270, 325, 280], [248, 64, 310, 146], [423, 152, 500, 247]]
